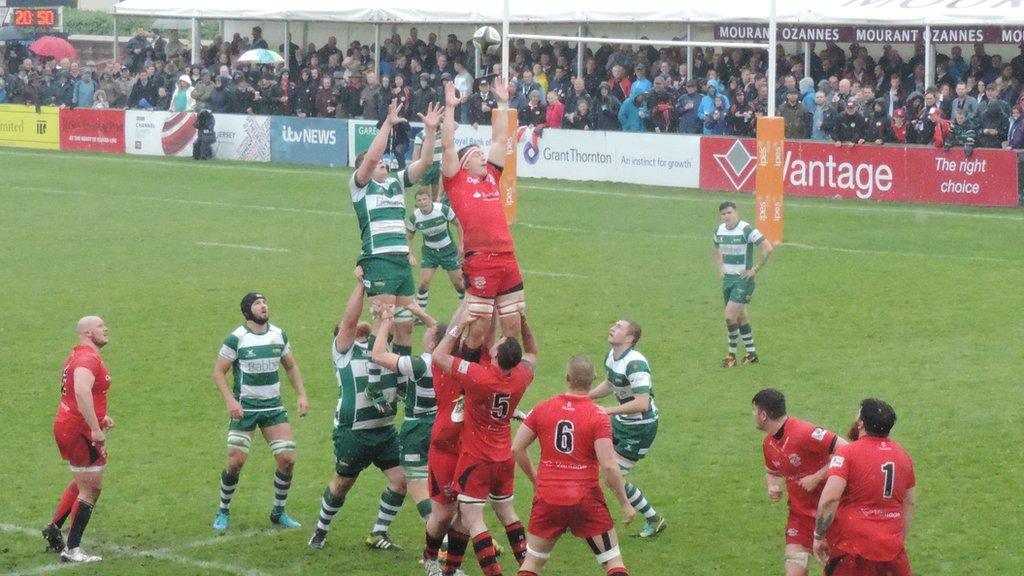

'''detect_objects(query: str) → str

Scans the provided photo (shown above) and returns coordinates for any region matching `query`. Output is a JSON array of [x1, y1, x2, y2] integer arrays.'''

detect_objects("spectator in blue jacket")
[[629, 66, 652, 99], [799, 77, 815, 111], [676, 79, 702, 134], [619, 92, 648, 132], [698, 84, 729, 124], [73, 73, 96, 108], [702, 95, 728, 135]]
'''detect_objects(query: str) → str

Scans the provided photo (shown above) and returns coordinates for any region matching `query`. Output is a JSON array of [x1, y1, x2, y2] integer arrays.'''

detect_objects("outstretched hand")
[[386, 99, 403, 124], [491, 76, 509, 103], [444, 82, 460, 107], [419, 101, 444, 130]]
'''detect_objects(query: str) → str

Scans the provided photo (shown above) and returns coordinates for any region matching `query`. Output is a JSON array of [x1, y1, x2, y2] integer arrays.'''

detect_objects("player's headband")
[[458, 146, 484, 170]]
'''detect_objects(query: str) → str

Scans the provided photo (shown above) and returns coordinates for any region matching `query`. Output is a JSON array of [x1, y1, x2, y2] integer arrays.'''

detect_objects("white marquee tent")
[[113, 0, 1024, 25]]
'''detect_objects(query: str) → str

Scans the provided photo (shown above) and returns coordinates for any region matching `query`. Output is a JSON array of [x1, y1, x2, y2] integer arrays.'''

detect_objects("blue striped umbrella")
[[237, 48, 284, 64]]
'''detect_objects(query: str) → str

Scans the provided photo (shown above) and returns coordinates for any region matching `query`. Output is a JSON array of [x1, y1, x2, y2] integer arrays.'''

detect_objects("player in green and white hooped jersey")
[[407, 189, 466, 313], [309, 283, 407, 553], [413, 125, 444, 202], [351, 100, 444, 361], [370, 303, 442, 527], [589, 319, 666, 538], [711, 202, 774, 367], [212, 292, 309, 532]]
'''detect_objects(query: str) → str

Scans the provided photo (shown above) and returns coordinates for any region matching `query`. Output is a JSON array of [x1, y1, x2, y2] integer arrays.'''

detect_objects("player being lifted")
[[212, 293, 308, 531], [441, 78, 525, 361], [413, 120, 445, 202], [44, 316, 113, 563], [433, 305, 537, 576], [752, 389, 846, 576], [351, 100, 442, 337], [309, 283, 408, 552], [712, 201, 774, 367], [813, 399, 916, 576], [407, 189, 466, 313], [370, 303, 441, 528], [512, 354, 636, 576], [589, 320, 666, 538]]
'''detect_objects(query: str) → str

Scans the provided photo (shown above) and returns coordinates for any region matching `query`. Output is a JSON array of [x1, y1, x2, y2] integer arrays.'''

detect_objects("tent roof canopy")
[[113, 0, 1024, 27]]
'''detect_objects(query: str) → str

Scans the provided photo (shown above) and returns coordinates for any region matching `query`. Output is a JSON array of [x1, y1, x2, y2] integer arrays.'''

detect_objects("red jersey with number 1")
[[524, 393, 611, 505], [762, 417, 838, 518], [55, 345, 111, 428], [443, 164, 515, 254], [451, 358, 532, 461], [827, 436, 916, 562]]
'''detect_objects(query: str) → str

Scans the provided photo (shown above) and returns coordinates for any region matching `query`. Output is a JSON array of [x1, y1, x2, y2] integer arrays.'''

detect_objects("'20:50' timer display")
[[14, 8, 58, 28]]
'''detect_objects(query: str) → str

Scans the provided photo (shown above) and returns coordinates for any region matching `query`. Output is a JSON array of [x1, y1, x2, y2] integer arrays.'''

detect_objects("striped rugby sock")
[[371, 488, 405, 535], [219, 470, 239, 513]]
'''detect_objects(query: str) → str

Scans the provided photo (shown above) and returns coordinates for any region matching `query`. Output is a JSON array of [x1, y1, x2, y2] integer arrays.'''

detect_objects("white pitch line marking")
[[196, 242, 290, 253], [780, 241, 1017, 264], [522, 268, 588, 279], [0, 523, 266, 576]]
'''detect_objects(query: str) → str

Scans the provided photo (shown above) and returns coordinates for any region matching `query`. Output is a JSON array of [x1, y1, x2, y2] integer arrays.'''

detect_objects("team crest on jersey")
[[473, 276, 486, 289], [789, 454, 802, 467], [811, 427, 827, 440], [786, 527, 799, 537]]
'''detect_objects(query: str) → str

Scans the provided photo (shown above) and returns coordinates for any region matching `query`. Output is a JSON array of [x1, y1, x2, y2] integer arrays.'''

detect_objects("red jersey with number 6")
[[762, 417, 838, 518], [443, 163, 515, 254], [55, 344, 111, 428], [524, 393, 612, 505], [827, 435, 916, 562], [451, 358, 532, 461]]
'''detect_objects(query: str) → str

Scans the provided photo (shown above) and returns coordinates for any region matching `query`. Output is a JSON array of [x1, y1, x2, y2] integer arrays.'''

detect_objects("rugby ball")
[[472, 25, 501, 53]]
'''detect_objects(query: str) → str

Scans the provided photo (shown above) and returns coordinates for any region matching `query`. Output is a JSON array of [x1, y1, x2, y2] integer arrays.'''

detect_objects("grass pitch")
[[1, 148, 1022, 575]]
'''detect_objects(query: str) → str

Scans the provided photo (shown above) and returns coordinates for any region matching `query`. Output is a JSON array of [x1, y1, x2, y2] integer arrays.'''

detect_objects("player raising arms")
[[589, 320, 665, 538], [370, 303, 440, 527], [407, 188, 466, 313], [413, 120, 445, 202], [712, 201, 773, 367], [309, 283, 408, 552], [512, 354, 636, 576], [433, 306, 537, 576], [211, 293, 308, 531], [45, 316, 113, 563], [351, 100, 442, 337], [441, 78, 525, 361], [813, 399, 916, 576], [752, 389, 846, 576]]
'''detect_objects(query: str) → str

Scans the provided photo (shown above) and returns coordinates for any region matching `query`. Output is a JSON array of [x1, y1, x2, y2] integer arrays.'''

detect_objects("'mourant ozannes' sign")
[[714, 24, 1024, 44]]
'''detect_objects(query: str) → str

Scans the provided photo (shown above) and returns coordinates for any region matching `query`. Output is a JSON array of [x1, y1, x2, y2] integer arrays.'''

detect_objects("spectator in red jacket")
[[544, 91, 565, 128]]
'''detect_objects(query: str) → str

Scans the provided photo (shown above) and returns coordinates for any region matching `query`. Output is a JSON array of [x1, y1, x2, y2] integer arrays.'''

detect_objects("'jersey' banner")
[[60, 108, 125, 153], [701, 137, 1019, 207], [754, 117, 784, 244], [0, 104, 59, 150], [125, 110, 270, 161]]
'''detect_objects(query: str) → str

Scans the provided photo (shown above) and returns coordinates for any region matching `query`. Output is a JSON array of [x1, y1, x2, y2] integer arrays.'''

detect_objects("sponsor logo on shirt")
[[829, 455, 845, 469], [811, 427, 827, 441]]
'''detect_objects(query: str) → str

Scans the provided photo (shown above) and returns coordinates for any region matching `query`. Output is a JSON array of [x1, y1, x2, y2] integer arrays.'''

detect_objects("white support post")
[[373, 23, 380, 78], [501, 0, 510, 83], [924, 25, 933, 89], [191, 18, 200, 66], [302, 22, 309, 53], [284, 20, 291, 69], [767, 0, 777, 117], [804, 41, 811, 80], [686, 24, 693, 76], [576, 23, 584, 75], [113, 16, 119, 64]]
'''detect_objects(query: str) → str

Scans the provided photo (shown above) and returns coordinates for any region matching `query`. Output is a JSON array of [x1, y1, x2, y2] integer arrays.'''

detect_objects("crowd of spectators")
[[2, 25, 1024, 149]]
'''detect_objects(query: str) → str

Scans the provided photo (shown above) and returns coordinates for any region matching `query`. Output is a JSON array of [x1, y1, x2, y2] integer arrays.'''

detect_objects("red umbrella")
[[30, 36, 77, 61]]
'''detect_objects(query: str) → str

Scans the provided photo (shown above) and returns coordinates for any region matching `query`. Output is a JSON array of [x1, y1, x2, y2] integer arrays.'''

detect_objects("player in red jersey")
[[433, 306, 537, 576], [512, 355, 636, 576], [752, 389, 846, 576], [813, 398, 916, 576], [45, 316, 113, 563], [440, 78, 525, 360]]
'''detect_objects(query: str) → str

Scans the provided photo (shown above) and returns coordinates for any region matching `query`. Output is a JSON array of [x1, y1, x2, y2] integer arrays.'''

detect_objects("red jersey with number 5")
[[55, 345, 111, 428], [524, 393, 611, 505], [827, 436, 916, 561], [762, 417, 838, 518], [451, 358, 532, 461], [442, 164, 515, 254]]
